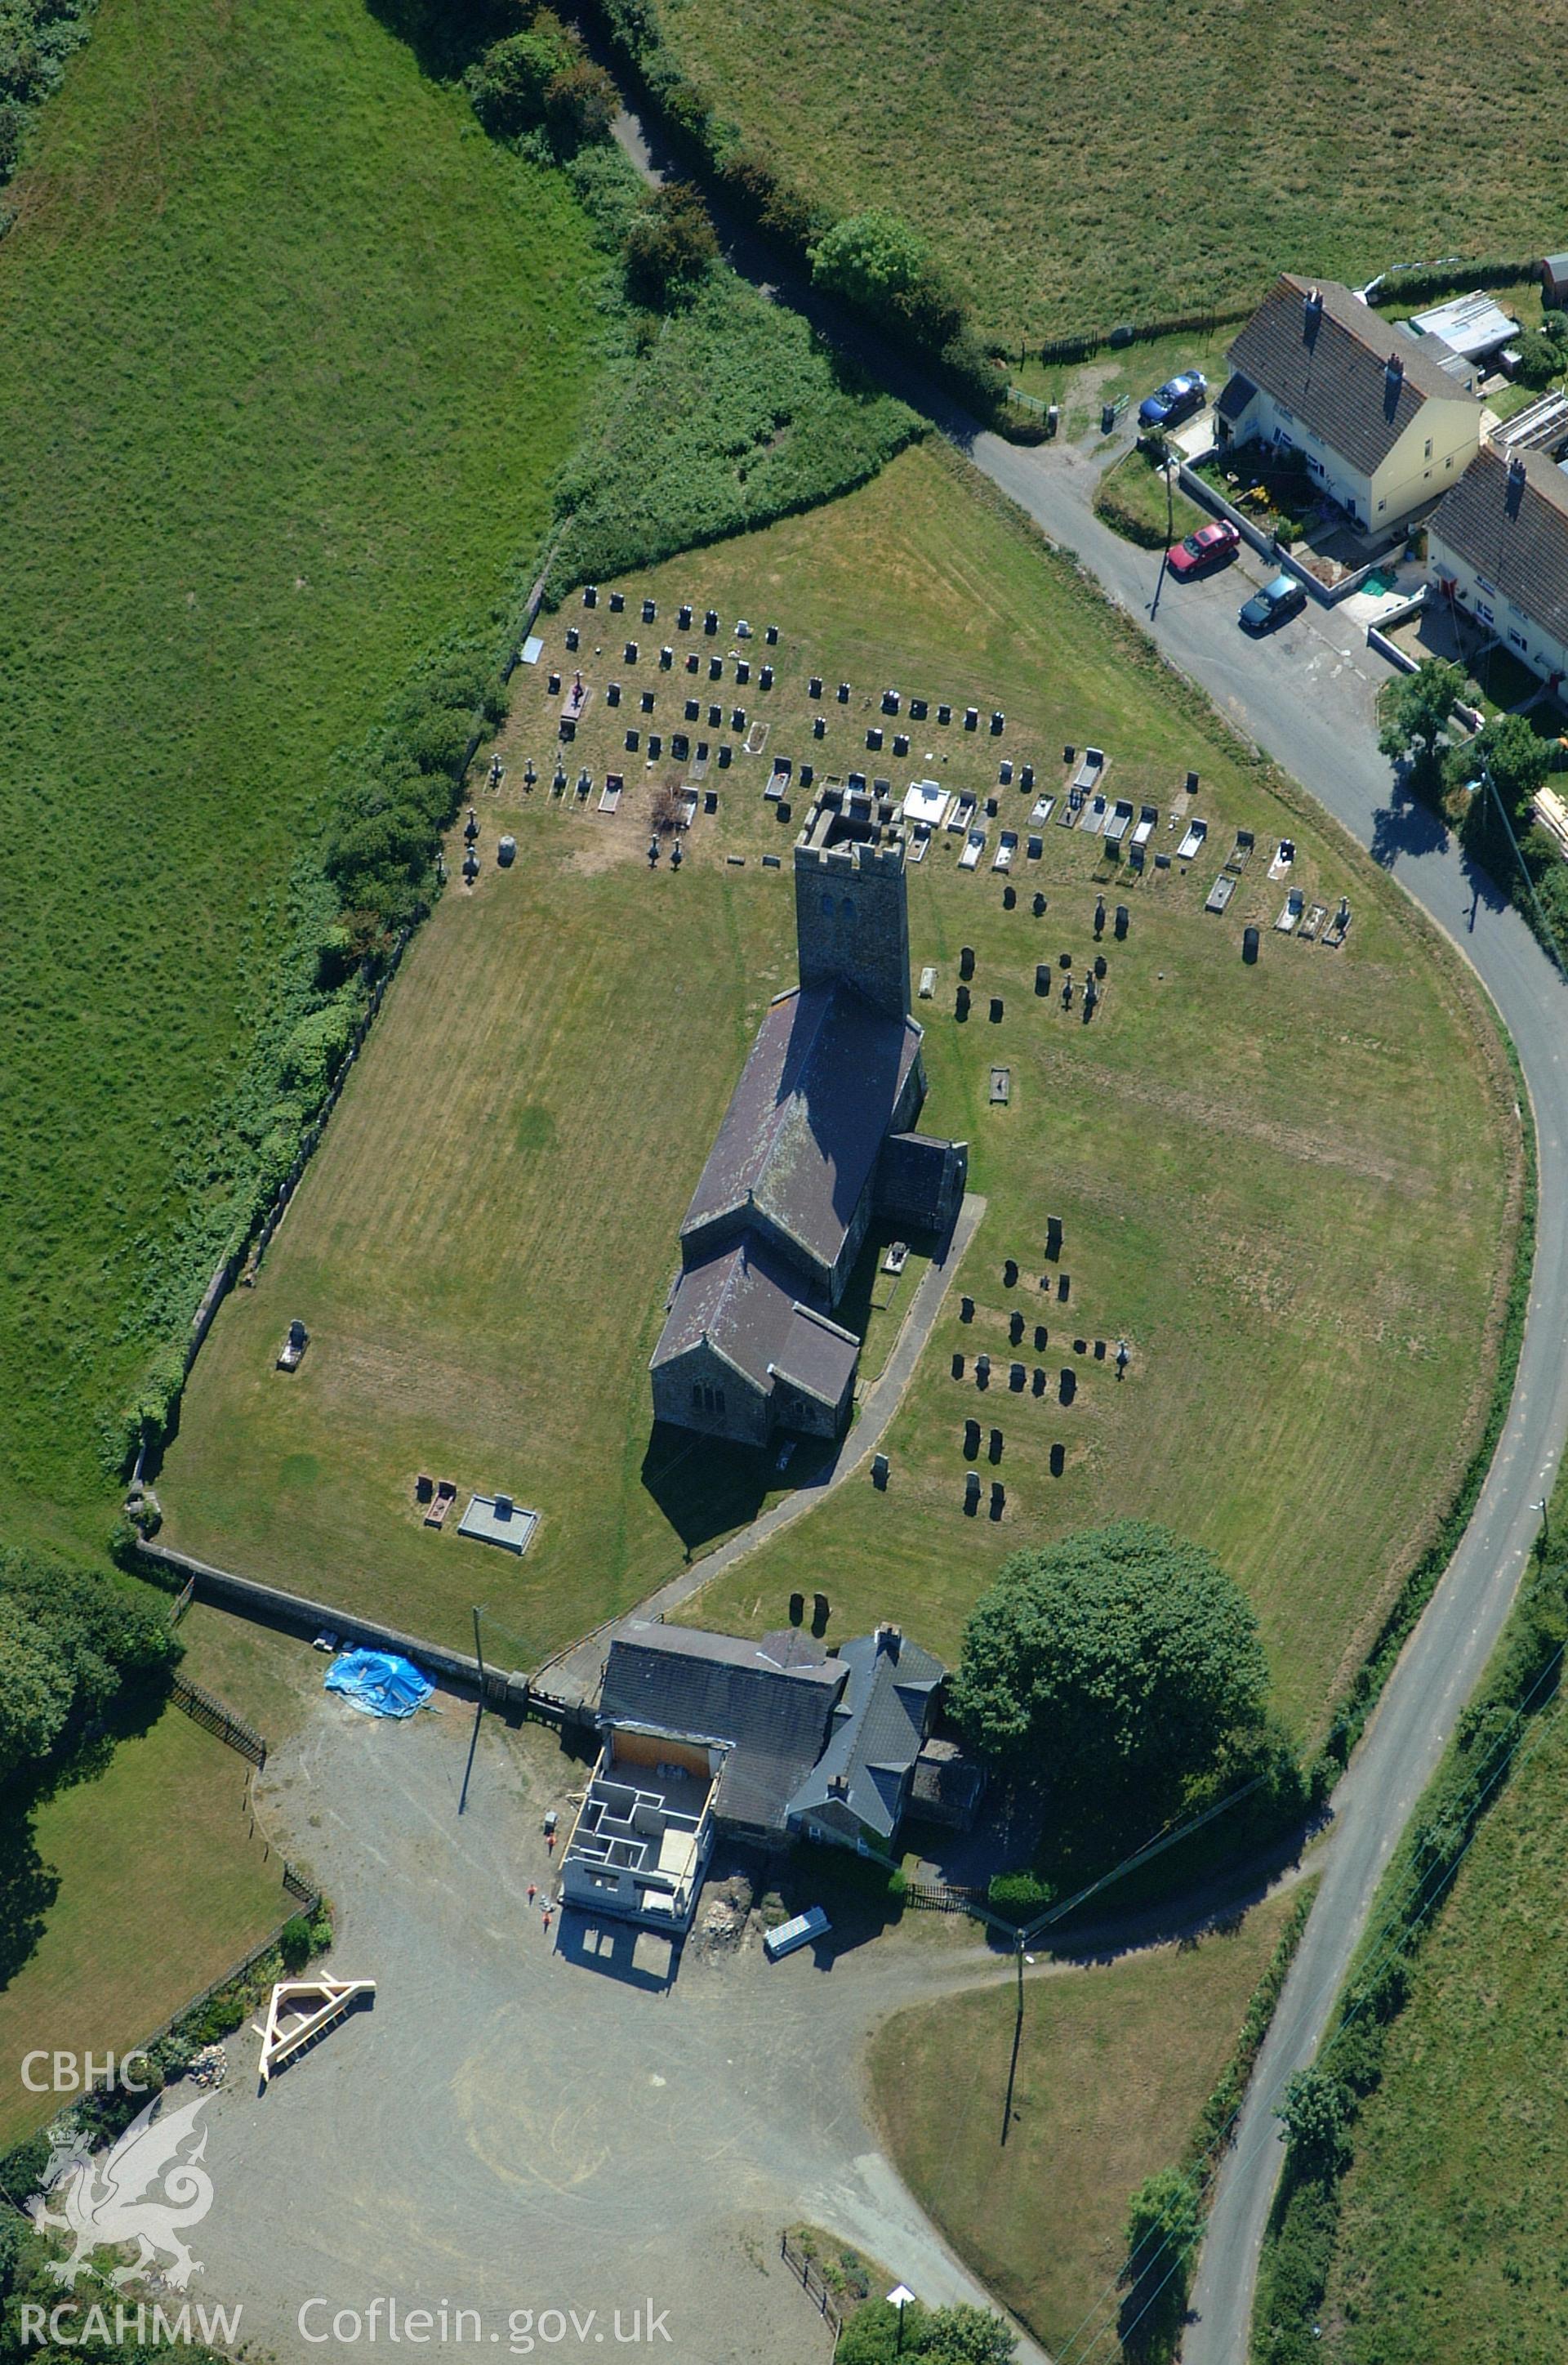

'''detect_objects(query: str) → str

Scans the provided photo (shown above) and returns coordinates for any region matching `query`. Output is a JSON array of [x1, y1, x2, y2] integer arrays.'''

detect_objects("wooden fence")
[[902, 1879, 991, 1916], [171, 1671, 267, 1770], [779, 2232, 844, 2340]]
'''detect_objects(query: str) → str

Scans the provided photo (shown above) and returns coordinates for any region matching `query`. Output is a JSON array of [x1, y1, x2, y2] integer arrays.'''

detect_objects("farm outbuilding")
[[1541, 254, 1568, 310]]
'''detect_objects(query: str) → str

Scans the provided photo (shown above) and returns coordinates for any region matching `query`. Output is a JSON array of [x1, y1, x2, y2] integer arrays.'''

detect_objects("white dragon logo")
[[29, 2092, 215, 2290]]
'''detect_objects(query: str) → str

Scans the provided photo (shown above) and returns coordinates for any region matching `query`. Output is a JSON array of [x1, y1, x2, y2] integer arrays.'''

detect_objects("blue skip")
[[324, 1649, 434, 1718]]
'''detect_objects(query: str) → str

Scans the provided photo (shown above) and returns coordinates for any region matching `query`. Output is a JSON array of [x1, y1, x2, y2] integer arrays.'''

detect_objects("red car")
[[1167, 520, 1241, 578]]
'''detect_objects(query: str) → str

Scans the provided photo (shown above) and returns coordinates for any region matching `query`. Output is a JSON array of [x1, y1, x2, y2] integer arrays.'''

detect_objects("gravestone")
[[893, 734, 909, 757], [952, 1350, 965, 1379], [800, 763, 814, 787], [686, 698, 700, 721], [640, 689, 654, 713], [1243, 926, 1259, 965], [760, 665, 773, 690], [736, 658, 750, 684], [718, 743, 732, 768], [704, 789, 718, 813], [610, 590, 625, 613], [882, 689, 899, 715], [1028, 839, 1043, 863], [1059, 1368, 1076, 1406], [1049, 1442, 1065, 1477], [1002, 885, 1016, 910], [867, 727, 884, 751], [985, 795, 999, 818], [964, 707, 979, 731], [648, 734, 662, 759], [964, 1470, 982, 1511], [1009, 1310, 1024, 1345], [1115, 904, 1129, 939], [960, 1294, 974, 1322], [871, 1453, 889, 1490], [660, 645, 673, 670], [625, 728, 639, 751], [1058, 1273, 1070, 1302], [975, 1354, 991, 1388], [989, 995, 1004, 1023], [959, 945, 975, 980], [1009, 1363, 1025, 1391], [837, 681, 851, 703], [583, 584, 598, 608], [732, 707, 746, 732], [1003, 1257, 1018, 1287], [988, 1427, 1004, 1464], [1032, 1367, 1046, 1396], [813, 716, 826, 739], [1186, 770, 1199, 793], [938, 703, 952, 725], [1059, 950, 1072, 968], [1036, 962, 1049, 996], [991, 711, 1005, 734], [999, 759, 1013, 785], [678, 603, 692, 630], [642, 596, 656, 623], [809, 676, 823, 698], [625, 641, 638, 663], [765, 623, 779, 645], [565, 624, 579, 652], [548, 672, 561, 694], [686, 651, 699, 673], [910, 698, 928, 721], [1095, 893, 1106, 938], [956, 985, 970, 1021], [708, 705, 722, 727], [789, 1590, 804, 1626], [1035, 1323, 1048, 1352], [710, 654, 724, 680], [1094, 953, 1107, 978], [990, 1481, 1005, 1520], [1021, 764, 1034, 792], [671, 734, 689, 761], [1046, 1216, 1063, 1259], [964, 1417, 981, 1457], [704, 609, 719, 634]]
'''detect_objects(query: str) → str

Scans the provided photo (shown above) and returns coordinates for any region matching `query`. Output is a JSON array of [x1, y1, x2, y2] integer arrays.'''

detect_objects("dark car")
[[1167, 520, 1241, 578], [1239, 573, 1307, 633], [1138, 370, 1207, 429]]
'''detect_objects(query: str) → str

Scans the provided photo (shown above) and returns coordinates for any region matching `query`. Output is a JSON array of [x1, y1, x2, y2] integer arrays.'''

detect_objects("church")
[[649, 783, 968, 1447]]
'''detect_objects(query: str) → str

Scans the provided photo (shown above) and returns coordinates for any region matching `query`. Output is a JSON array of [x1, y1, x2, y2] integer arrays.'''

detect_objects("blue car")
[[1138, 370, 1208, 429]]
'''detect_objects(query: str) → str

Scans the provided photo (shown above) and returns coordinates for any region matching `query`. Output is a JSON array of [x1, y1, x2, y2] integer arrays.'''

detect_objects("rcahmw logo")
[[28, 2093, 216, 2290], [16, 2301, 243, 2349]]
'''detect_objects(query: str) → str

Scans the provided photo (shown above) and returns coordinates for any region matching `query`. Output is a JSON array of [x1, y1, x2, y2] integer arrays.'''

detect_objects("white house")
[[1216, 275, 1485, 534], [1427, 445, 1568, 694]]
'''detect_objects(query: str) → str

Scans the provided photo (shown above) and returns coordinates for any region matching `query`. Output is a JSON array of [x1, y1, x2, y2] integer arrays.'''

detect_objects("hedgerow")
[[0, 0, 95, 202], [1252, 1546, 1568, 2359]]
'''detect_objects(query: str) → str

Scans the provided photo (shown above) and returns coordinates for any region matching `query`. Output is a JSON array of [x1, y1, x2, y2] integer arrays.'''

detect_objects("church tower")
[[791, 784, 911, 1024]]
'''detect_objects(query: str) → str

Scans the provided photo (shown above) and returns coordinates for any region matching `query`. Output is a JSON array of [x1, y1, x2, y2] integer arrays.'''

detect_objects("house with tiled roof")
[[1216, 274, 1484, 533], [649, 784, 967, 1448], [1427, 444, 1568, 694]]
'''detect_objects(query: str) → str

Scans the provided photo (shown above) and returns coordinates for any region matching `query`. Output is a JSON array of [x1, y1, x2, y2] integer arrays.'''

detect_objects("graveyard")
[[158, 441, 1519, 1738]]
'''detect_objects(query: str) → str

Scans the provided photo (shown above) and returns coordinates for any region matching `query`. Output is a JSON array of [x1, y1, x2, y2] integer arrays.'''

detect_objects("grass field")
[[159, 440, 1517, 1736], [869, 1885, 1302, 2353], [0, 1706, 287, 2148], [1319, 1720, 1568, 2362], [0, 0, 607, 1564], [650, 0, 1561, 343]]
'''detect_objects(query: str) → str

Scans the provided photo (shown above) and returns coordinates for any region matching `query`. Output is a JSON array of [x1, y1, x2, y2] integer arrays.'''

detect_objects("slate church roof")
[[650, 1237, 860, 1407], [679, 983, 923, 1272]]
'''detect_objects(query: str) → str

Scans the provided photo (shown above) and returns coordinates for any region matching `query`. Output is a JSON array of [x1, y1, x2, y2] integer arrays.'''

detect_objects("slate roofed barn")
[[651, 783, 967, 1448], [597, 1622, 847, 1843], [1217, 274, 1484, 531], [1427, 444, 1568, 692]]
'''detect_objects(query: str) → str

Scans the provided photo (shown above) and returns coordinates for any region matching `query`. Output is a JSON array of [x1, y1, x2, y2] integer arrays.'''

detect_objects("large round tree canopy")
[[948, 1521, 1269, 1805]]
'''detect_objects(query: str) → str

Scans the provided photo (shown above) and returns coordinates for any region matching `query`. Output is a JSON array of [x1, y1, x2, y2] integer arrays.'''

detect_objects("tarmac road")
[[571, 97, 1568, 2348]]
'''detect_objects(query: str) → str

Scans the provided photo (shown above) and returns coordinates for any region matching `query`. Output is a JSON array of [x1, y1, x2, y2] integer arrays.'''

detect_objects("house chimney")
[[1386, 350, 1405, 382], [828, 1771, 851, 1799], [1304, 284, 1321, 328], [876, 1622, 902, 1658]]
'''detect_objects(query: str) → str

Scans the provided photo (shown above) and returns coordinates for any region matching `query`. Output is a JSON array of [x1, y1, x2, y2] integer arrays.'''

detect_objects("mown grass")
[[0, 0, 608, 1561], [868, 1885, 1301, 2354], [162, 440, 1517, 1736], [0, 1706, 286, 2149], [650, 0, 1561, 341]]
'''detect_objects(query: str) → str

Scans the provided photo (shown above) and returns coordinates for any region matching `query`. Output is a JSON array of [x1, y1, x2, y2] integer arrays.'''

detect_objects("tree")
[[1276, 2066, 1351, 2175], [1377, 657, 1465, 796], [947, 1523, 1271, 1823], [0, 1595, 74, 1783], [622, 181, 717, 309], [1512, 327, 1567, 391], [543, 59, 618, 149], [1450, 707, 1551, 869], [465, 16, 575, 138], [808, 210, 962, 347], [1119, 2168, 1201, 2362]]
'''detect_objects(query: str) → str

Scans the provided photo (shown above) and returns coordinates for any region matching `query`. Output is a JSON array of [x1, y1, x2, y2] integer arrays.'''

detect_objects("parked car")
[[1167, 520, 1241, 578], [1138, 370, 1207, 429], [1239, 573, 1307, 633]]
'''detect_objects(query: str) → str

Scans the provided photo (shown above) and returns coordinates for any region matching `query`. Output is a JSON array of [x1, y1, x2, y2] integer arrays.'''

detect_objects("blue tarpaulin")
[[324, 1649, 434, 1718]]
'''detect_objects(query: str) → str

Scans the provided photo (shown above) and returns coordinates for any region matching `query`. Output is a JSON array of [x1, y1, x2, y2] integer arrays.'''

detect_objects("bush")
[[809, 209, 962, 349], [543, 59, 618, 149], [466, 19, 577, 138], [987, 1868, 1054, 1918], [1512, 328, 1566, 390], [280, 1913, 314, 1974], [623, 180, 717, 308]]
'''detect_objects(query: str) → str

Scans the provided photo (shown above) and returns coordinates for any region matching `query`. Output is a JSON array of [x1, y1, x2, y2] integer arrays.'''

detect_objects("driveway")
[[183, 1689, 1047, 2365]]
